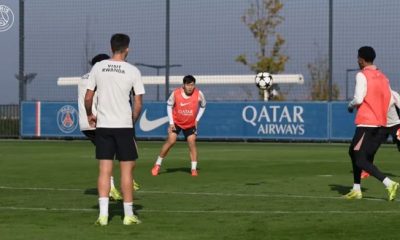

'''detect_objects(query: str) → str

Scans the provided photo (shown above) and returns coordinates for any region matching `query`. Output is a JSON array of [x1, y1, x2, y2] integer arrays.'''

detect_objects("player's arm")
[[348, 72, 367, 112], [85, 65, 98, 127], [195, 91, 206, 128], [84, 89, 96, 127], [167, 92, 176, 132], [132, 94, 143, 124], [131, 69, 146, 124]]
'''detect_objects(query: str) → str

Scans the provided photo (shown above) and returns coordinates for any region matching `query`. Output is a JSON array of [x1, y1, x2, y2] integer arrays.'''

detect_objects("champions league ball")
[[255, 72, 273, 90]]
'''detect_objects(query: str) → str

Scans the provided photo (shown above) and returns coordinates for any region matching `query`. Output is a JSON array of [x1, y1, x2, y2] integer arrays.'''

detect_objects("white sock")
[[99, 197, 109, 217], [155, 156, 163, 166], [110, 176, 115, 189], [352, 184, 361, 191], [383, 177, 394, 187], [123, 202, 134, 217], [191, 161, 197, 170]]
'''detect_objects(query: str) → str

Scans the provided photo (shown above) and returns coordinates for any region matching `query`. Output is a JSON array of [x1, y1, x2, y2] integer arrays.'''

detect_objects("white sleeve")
[[167, 91, 175, 106], [349, 72, 367, 107], [167, 105, 174, 125], [196, 90, 206, 121], [196, 107, 205, 122], [166, 92, 175, 124], [199, 90, 206, 108], [86, 64, 97, 91], [392, 90, 400, 108], [132, 68, 145, 95]]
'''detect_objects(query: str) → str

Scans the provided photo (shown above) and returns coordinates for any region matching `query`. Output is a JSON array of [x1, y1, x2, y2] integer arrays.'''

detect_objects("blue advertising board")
[[137, 102, 329, 140], [20, 101, 356, 141], [329, 102, 356, 140], [21, 102, 82, 137]]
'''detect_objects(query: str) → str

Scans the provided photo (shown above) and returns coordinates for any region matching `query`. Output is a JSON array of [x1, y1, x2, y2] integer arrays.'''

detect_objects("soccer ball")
[[255, 72, 273, 90]]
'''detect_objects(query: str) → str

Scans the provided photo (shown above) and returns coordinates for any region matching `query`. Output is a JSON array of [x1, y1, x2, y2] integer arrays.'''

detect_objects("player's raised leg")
[[152, 128, 177, 176]]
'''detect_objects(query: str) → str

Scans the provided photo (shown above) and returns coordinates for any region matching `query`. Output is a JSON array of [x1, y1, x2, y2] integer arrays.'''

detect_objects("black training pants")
[[348, 127, 386, 184]]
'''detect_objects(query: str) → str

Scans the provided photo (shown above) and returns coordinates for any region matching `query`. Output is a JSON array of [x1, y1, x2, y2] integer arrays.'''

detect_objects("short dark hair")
[[110, 33, 130, 53], [358, 46, 376, 63], [183, 75, 196, 84], [91, 54, 110, 66]]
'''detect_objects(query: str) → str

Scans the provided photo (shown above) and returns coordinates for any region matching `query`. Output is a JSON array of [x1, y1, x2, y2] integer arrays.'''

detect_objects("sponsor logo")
[[57, 105, 78, 133], [242, 105, 305, 135], [0, 5, 14, 32], [178, 109, 193, 116], [180, 102, 190, 107], [102, 64, 125, 74], [139, 109, 169, 132]]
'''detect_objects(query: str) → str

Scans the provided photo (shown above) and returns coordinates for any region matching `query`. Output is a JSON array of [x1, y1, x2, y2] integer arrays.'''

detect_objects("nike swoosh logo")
[[180, 102, 190, 107], [139, 109, 169, 132]]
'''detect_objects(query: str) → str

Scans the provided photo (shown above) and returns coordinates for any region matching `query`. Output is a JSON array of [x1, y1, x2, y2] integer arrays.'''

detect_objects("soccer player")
[[360, 90, 400, 179], [78, 54, 140, 201], [344, 46, 399, 200], [382, 91, 400, 151], [79, 54, 122, 201], [85, 33, 145, 226], [151, 75, 206, 177]]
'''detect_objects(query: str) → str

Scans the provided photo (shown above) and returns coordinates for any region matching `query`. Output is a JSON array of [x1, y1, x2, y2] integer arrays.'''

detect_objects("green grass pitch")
[[0, 140, 400, 240]]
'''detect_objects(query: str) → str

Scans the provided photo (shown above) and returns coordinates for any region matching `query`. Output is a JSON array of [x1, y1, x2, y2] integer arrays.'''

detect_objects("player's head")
[[182, 75, 196, 96], [110, 33, 130, 58], [91, 54, 110, 66], [358, 46, 376, 69]]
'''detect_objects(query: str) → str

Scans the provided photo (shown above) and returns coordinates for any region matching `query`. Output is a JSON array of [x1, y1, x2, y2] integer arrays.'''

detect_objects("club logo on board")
[[57, 105, 78, 133]]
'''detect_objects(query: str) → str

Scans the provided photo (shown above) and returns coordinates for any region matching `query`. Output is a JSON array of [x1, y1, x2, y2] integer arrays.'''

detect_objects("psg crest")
[[57, 105, 78, 133]]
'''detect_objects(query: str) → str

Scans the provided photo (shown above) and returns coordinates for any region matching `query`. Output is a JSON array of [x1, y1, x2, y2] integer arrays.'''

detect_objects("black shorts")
[[172, 124, 197, 139], [350, 127, 382, 156], [95, 128, 138, 161], [82, 128, 136, 146], [82, 130, 96, 145]]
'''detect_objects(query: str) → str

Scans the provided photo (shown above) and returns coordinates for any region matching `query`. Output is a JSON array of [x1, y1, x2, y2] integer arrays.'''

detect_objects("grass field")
[[1, 140, 400, 240]]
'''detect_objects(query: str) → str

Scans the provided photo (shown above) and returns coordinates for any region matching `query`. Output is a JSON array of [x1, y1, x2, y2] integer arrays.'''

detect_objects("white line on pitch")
[[0, 186, 83, 191], [0, 206, 399, 215], [138, 190, 387, 202], [0, 185, 388, 202]]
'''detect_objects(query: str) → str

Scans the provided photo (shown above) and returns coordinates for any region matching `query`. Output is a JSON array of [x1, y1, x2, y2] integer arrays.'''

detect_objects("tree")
[[236, 0, 288, 100], [308, 54, 340, 100]]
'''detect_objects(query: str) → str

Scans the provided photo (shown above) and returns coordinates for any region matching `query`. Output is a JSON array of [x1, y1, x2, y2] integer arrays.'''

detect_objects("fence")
[[3, 1, 400, 139], [17, 0, 400, 103], [0, 105, 19, 138]]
